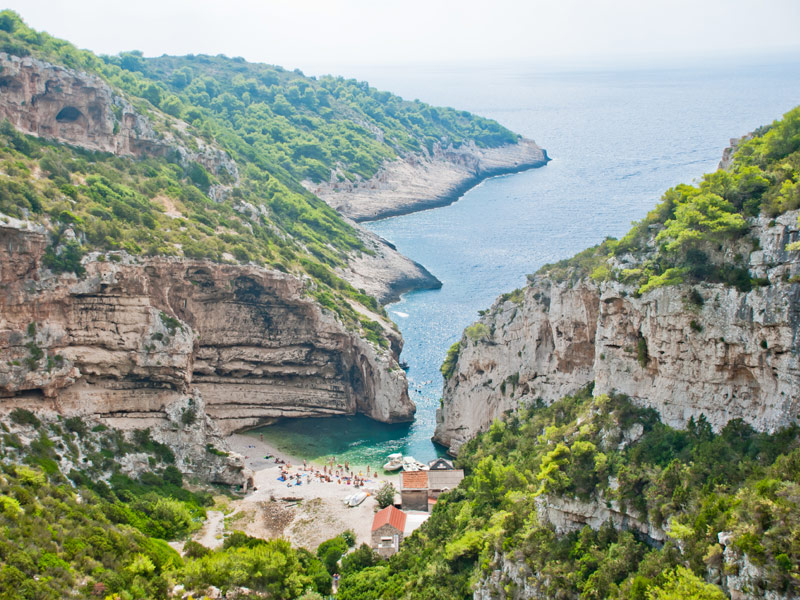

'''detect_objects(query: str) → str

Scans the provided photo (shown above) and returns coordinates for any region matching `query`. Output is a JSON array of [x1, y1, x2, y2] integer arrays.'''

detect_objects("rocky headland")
[[309, 138, 548, 222]]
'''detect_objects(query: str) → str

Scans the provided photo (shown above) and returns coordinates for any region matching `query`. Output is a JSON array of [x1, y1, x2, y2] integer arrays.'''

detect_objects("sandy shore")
[[209, 433, 402, 551], [227, 432, 304, 472]]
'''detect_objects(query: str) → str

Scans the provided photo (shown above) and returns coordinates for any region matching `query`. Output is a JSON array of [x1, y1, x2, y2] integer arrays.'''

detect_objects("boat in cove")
[[402, 456, 429, 472], [383, 453, 403, 471], [383, 453, 430, 471]]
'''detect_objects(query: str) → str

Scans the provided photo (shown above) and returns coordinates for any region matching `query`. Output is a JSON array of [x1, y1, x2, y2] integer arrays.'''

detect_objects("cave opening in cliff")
[[0, 76, 22, 90], [55, 106, 83, 122]]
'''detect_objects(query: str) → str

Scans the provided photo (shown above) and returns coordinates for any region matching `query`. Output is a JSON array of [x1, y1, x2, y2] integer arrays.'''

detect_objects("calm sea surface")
[[252, 59, 800, 469]]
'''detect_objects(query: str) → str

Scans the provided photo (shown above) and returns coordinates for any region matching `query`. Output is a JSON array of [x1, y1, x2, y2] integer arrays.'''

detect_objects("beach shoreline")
[[219, 432, 403, 551]]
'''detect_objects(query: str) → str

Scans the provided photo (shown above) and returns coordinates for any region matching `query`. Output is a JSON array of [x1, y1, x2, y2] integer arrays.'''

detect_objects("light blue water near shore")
[[254, 59, 800, 466]]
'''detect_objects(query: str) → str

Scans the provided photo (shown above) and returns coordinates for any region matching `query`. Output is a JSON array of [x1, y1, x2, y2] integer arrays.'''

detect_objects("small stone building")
[[400, 467, 465, 512], [400, 471, 429, 511], [371, 506, 407, 558], [428, 469, 464, 502]]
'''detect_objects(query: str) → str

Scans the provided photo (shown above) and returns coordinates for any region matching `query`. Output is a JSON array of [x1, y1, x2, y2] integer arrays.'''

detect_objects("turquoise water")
[[253, 59, 800, 465]]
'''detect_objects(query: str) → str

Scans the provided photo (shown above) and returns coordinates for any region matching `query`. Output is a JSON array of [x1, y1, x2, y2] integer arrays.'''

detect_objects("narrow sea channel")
[[252, 59, 800, 469]]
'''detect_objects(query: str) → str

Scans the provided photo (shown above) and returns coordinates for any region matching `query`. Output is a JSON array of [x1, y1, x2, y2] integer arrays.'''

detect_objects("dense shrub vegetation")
[[537, 106, 800, 293], [0, 416, 337, 599], [338, 387, 800, 599]]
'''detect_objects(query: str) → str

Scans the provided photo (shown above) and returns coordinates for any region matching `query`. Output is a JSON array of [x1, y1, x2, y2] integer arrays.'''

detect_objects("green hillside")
[[0, 10, 520, 341], [0, 412, 339, 599], [537, 106, 800, 293]]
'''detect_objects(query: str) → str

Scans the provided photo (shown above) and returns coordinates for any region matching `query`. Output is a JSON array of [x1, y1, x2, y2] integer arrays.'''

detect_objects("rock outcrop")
[[2, 391, 250, 487], [474, 527, 790, 600], [0, 223, 414, 443], [434, 279, 599, 454], [310, 139, 548, 222], [0, 52, 239, 189], [435, 210, 800, 454], [339, 221, 441, 304]]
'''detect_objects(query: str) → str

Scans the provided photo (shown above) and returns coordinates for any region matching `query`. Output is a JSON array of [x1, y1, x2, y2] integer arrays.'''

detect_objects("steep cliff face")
[[474, 541, 793, 600], [311, 139, 548, 222], [0, 223, 414, 440], [434, 280, 599, 453], [435, 210, 800, 453], [0, 52, 239, 186]]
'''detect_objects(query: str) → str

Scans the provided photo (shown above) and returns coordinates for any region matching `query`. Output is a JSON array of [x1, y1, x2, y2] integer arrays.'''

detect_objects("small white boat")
[[343, 491, 368, 507], [383, 453, 403, 471], [401, 456, 429, 472]]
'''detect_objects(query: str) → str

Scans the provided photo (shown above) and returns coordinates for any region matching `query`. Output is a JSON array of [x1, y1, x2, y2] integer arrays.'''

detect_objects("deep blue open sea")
[[253, 58, 800, 469]]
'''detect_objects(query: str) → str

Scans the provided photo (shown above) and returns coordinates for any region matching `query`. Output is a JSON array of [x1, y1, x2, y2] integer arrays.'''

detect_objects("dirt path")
[[194, 510, 225, 549]]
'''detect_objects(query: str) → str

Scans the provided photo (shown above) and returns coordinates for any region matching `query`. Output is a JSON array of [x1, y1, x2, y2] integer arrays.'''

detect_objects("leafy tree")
[[316, 535, 349, 574], [375, 482, 397, 508], [646, 567, 726, 600]]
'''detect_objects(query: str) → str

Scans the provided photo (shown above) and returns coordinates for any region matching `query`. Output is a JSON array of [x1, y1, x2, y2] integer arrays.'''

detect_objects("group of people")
[[275, 456, 378, 488]]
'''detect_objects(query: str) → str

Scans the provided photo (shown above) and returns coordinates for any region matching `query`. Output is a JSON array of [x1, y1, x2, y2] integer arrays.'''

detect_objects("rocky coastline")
[[310, 138, 549, 222], [0, 220, 414, 443]]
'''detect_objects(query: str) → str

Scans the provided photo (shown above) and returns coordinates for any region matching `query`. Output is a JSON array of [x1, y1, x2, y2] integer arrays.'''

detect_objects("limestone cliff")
[[435, 210, 800, 454], [0, 222, 414, 440], [474, 538, 792, 600], [310, 139, 548, 222]]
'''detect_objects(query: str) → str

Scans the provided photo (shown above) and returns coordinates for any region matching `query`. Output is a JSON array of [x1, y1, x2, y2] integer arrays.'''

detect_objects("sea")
[[249, 56, 800, 470]]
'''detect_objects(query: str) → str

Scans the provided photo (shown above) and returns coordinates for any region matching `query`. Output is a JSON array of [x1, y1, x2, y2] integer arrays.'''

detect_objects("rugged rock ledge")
[[435, 210, 800, 454], [0, 53, 240, 197], [0, 223, 414, 441], [309, 138, 548, 222], [340, 221, 442, 304], [474, 533, 790, 600]]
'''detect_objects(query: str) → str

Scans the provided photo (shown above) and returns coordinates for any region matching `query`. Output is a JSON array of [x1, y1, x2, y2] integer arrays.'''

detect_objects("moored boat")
[[401, 456, 429, 472], [383, 453, 403, 471]]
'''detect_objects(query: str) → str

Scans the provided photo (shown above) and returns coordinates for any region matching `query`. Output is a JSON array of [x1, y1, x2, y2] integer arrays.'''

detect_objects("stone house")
[[400, 471, 429, 511], [428, 469, 464, 501], [400, 467, 465, 512], [371, 505, 407, 558]]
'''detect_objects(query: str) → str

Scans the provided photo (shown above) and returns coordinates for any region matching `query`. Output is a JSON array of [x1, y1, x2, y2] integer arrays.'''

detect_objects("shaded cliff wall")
[[435, 210, 800, 454], [0, 224, 414, 439]]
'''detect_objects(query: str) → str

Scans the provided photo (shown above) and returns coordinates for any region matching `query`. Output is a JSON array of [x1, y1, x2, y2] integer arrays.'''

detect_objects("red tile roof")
[[401, 471, 429, 489], [372, 506, 407, 532]]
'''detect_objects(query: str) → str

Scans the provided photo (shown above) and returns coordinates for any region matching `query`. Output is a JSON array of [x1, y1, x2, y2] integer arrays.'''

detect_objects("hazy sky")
[[5, 0, 800, 73]]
